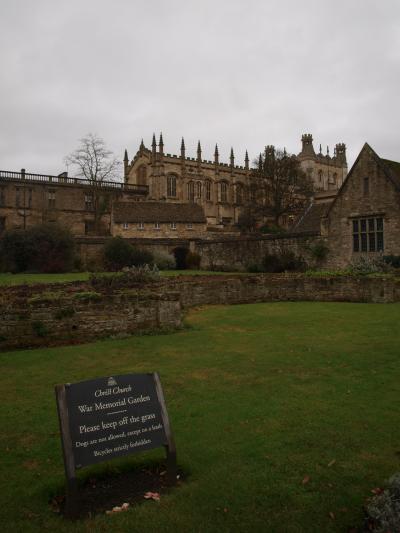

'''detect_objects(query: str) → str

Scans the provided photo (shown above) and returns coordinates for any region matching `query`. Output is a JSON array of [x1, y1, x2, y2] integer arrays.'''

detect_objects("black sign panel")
[[64, 373, 167, 468]]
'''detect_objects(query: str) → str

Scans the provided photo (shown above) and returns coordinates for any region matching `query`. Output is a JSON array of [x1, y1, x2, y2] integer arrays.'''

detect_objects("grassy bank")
[[1, 302, 400, 531]]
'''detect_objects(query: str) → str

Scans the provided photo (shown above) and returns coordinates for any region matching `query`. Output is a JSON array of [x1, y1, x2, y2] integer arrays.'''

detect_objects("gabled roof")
[[325, 143, 400, 218], [293, 201, 333, 233], [113, 201, 206, 223], [380, 158, 400, 190]]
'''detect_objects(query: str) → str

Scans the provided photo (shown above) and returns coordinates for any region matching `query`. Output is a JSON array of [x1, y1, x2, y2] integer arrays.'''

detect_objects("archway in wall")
[[173, 247, 190, 270]]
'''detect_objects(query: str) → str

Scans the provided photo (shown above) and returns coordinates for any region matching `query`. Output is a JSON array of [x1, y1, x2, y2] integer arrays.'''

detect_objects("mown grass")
[[1, 302, 400, 532], [0, 270, 243, 286]]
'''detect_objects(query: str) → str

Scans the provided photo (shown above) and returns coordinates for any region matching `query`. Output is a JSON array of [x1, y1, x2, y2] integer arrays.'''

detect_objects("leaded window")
[[167, 175, 176, 197], [187, 181, 195, 202], [205, 180, 211, 201], [352, 217, 383, 252], [220, 182, 228, 203]]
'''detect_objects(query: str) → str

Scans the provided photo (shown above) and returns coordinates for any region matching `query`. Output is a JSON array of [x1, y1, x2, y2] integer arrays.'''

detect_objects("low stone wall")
[[192, 232, 321, 270], [0, 282, 181, 351], [1, 274, 399, 351], [75, 232, 323, 271], [164, 274, 400, 307]]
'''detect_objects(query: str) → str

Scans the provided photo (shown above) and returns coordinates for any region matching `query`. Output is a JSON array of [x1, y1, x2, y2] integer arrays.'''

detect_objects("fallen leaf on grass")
[[144, 492, 160, 501], [328, 459, 336, 467], [302, 476, 310, 485], [329, 512, 335, 520]]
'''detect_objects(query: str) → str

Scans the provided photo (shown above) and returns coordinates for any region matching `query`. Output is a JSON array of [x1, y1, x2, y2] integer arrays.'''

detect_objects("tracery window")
[[187, 181, 195, 202], [167, 175, 177, 197], [220, 182, 228, 203], [236, 184, 243, 205], [205, 180, 211, 201], [137, 165, 147, 185]]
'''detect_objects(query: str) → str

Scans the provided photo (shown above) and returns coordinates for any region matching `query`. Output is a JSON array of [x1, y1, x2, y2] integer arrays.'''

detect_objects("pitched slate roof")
[[113, 201, 206, 223], [294, 201, 333, 233], [381, 158, 400, 190]]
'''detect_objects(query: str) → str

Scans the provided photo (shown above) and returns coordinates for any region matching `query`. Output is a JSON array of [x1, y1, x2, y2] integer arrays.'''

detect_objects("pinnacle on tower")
[[230, 147, 235, 166], [245, 150, 249, 170], [124, 149, 128, 162], [152, 133, 156, 150], [139, 139, 145, 151], [180, 137, 185, 158], [214, 144, 219, 164], [326, 146, 330, 157], [159, 133, 164, 153], [258, 153, 263, 170], [197, 140, 202, 161]]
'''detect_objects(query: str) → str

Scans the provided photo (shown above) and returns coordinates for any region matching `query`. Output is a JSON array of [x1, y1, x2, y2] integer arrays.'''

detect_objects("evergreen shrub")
[[0, 223, 75, 273]]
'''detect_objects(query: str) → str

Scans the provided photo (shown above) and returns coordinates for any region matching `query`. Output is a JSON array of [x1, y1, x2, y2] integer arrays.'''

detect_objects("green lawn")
[[0, 270, 242, 286], [1, 302, 400, 532]]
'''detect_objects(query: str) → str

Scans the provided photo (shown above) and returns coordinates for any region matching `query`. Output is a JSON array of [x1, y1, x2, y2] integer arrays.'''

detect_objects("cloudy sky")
[[1, 0, 399, 176]]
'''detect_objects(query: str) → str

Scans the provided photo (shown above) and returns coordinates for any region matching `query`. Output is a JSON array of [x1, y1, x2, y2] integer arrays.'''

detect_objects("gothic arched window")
[[137, 165, 147, 185], [205, 180, 212, 201], [236, 183, 243, 205], [196, 182, 202, 199], [187, 181, 195, 202], [220, 182, 228, 203], [167, 175, 177, 197]]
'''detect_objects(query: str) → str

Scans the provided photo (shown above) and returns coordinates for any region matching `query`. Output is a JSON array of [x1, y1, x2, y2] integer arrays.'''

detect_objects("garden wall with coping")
[[1, 274, 400, 351]]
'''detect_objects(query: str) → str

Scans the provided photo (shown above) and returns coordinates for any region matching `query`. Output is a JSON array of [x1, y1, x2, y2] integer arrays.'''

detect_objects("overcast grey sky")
[[1, 0, 399, 176]]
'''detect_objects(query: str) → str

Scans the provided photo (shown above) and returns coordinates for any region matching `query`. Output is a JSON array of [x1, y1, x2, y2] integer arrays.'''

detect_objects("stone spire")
[[123, 149, 129, 179], [244, 150, 249, 170], [230, 147, 235, 167], [214, 144, 219, 165], [180, 137, 185, 158], [151, 133, 157, 164], [159, 133, 164, 155], [197, 141, 202, 163]]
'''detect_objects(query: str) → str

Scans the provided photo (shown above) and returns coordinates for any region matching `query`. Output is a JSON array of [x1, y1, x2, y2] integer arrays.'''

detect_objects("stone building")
[[322, 143, 400, 267], [295, 143, 400, 268], [297, 134, 347, 192], [123, 133, 347, 229], [112, 201, 207, 238], [0, 169, 147, 236], [124, 134, 252, 227]]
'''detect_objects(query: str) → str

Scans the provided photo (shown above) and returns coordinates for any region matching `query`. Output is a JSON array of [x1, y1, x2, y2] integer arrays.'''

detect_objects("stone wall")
[[0, 282, 181, 351], [193, 232, 321, 270], [1, 274, 399, 351], [75, 232, 322, 271], [164, 273, 400, 308]]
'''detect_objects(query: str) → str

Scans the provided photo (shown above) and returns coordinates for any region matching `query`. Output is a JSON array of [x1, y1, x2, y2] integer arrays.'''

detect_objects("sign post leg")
[[55, 384, 79, 520]]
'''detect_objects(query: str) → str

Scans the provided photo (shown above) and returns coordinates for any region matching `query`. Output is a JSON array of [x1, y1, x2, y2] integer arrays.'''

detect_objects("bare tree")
[[65, 133, 121, 233], [251, 146, 314, 228]]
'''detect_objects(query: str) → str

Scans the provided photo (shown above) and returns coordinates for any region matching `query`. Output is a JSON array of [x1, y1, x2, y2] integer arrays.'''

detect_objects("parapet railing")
[[0, 170, 148, 195]]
